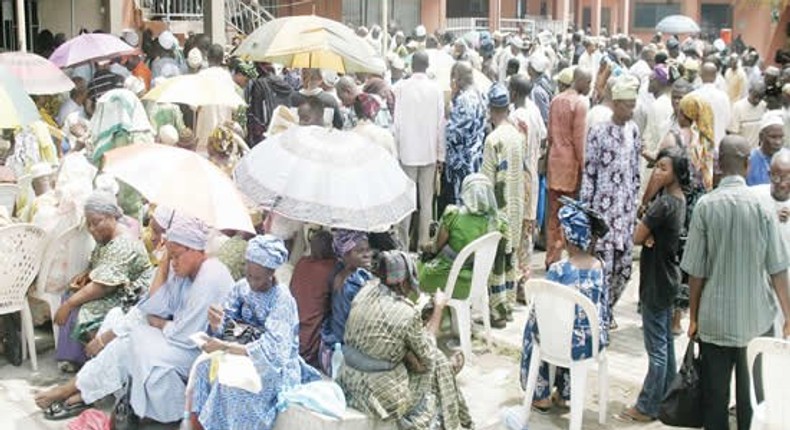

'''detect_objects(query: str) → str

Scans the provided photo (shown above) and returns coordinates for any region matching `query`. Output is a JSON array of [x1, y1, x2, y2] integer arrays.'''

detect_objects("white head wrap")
[[612, 75, 640, 101], [187, 48, 203, 70], [528, 53, 549, 74], [158, 124, 179, 145], [158, 31, 177, 51], [760, 111, 784, 132], [124, 76, 145, 96]]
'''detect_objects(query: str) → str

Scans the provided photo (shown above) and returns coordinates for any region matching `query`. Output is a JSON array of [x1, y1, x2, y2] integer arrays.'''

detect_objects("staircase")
[[137, 0, 274, 39]]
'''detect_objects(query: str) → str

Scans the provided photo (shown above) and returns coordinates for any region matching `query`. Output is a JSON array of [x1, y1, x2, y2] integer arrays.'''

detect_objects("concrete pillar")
[[575, 0, 584, 30], [681, 0, 700, 22], [611, 2, 618, 34], [621, 0, 629, 35], [15, 0, 25, 51], [557, 0, 571, 33], [204, 0, 226, 46], [421, 0, 446, 33], [103, 0, 123, 35], [489, 0, 501, 31], [591, 0, 601, 35]]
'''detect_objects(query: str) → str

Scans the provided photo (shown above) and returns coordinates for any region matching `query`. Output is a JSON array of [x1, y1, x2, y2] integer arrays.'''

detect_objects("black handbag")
[[659, 341, 704, 428]]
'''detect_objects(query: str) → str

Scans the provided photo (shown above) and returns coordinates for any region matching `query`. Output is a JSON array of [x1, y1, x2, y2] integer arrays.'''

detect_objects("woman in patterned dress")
[[53, 191, 154, 370], [190, 235, 319, 430], [519, 200, 609, 413]]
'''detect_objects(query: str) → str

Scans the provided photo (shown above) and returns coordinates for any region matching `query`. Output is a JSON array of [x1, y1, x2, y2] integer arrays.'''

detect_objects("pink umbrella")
[[49, 33, 136, 68], [0, 52, 74, 94]]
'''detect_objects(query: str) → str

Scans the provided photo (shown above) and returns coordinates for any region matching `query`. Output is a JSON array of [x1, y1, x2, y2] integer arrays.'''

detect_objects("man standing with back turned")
[[682, 135, 790, 430]]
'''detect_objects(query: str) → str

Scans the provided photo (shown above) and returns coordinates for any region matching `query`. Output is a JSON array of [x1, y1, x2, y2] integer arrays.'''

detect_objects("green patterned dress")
[[72, 235, 154, 341]]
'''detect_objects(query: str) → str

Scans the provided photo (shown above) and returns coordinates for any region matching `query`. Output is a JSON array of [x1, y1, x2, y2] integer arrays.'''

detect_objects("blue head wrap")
[[245, 234, 289, 270], [332, 229, 368, 258], [167, 215, 209, 251], [487, 83, 510, 108], [558, 203, 592, 250]]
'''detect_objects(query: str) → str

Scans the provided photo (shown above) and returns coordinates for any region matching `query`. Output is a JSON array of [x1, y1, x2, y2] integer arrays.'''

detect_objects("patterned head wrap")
[[678, 94, 715, 148], [353, 93, 382, 121], [460, 173, 498, 217], [234, 60, 259, 79], [487, 83, 510, 108], [558, 203, 592, 250], [611, 74, 640, 100], [651, 64, 669, 85], [362, 78, 395, 113], [332, 229, 368, 258], [208, 124, 236, 158], [245, 234, 289, 269], [167, 215, 209, 251], [378, 250, 419, 293], [84, 191, 123, 219]]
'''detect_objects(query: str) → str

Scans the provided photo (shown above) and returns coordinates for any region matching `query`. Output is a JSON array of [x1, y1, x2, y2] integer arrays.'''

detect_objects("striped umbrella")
[[234, 15, 385, 74], [49, 33, 136, 68], [0, 65, 41, 129], [0, 52, 75, 95]]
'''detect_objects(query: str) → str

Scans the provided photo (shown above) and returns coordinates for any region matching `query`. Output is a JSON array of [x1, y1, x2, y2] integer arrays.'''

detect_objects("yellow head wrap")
[[611, 75, 640, 100]]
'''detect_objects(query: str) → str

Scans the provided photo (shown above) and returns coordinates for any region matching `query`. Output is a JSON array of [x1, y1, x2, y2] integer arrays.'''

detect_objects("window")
[[633, 2, 681, 29]]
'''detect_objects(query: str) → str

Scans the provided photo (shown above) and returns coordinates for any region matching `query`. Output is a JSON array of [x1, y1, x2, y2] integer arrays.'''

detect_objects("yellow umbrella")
[[234, 15, 385, 74], [143, 70, 245, 108], [0, 65, 40, 129]]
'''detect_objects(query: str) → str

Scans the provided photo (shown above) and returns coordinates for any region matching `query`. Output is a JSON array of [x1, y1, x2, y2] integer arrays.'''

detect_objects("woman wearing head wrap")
[[420, 174, 507, 303], [338, 250, 474, 429], [746, 111, 787, 186], [190, 235, 319, 430], [207, 122, 247, 176], [351, 93, 397, 157], [676, 94, 715, 190], [518, 199, 609, 414], [52, 191, 154, 370], [318, 229, 373, 375], [141, 204, 175, 265], [90, 88, 155, 165]]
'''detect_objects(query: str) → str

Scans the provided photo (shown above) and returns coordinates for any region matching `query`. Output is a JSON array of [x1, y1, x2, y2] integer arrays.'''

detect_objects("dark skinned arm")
[[687, 276, 706, 338]]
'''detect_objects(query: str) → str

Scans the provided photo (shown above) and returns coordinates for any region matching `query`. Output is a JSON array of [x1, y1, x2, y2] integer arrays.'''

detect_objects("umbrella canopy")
[[143, 70, 245, 107], [0, 65, 41, 129], [656, 15, 701, 34], [235, 15, 385, 74], [102, 143, 255, 233], [49, 33, 136, 68], [0, 52, 75, 95], [426, 49, 492, 95], [235, 126, 415, 232]]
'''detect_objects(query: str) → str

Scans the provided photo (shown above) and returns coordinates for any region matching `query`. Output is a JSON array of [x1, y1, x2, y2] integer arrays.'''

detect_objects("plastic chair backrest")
[[0, 224, 47, 312], [0, 183, 20, 214], [443, 231, 503, 300], [525, 279, 601, 365], [747, 337, 790, 427], [36, 222, 94, 295]]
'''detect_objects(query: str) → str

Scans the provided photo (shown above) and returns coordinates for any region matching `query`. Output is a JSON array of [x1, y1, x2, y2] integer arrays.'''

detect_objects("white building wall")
[[38, 0, 104, 37]]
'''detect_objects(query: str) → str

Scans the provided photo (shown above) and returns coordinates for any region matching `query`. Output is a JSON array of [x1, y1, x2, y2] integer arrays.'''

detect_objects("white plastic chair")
[[520, 279, 608, 430], [442, 231, 502, 361], [0, 183, 19, 215], [30, 223, 94, 348], [747, 337, 790, 430], [0, 224, 48, 370]]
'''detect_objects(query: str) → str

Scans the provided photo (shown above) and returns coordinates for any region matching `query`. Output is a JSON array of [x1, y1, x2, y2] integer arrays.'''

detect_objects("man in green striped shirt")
[[681, 135, 790, 430]]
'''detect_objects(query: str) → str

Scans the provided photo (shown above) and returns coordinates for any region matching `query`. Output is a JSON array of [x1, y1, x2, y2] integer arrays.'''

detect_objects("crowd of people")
[[0, 16, 789, 430]]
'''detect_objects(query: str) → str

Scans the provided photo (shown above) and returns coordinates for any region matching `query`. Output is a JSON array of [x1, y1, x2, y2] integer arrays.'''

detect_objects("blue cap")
[[487, 83, 510, 108]]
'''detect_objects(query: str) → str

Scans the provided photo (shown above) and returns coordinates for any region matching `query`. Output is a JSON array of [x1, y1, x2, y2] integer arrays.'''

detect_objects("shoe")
[[490, 317, 507, 329], [2, 313, 22, 366]]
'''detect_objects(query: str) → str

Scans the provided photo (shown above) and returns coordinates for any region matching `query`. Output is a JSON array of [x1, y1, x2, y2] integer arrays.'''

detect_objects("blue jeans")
[[636, 305, 676, 417]]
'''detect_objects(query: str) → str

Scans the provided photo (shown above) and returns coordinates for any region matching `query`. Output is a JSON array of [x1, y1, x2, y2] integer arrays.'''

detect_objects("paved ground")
[[0, 250, 700, 430]]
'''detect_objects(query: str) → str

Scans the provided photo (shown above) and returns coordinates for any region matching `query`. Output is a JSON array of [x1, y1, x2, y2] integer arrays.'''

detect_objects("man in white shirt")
[[56, 77, 88, 127], [752, 151, 790, 335], [641, 64, 674, 194], [393, 51, 446, 249], [692, 62, 731, 148], [728, 81, 767, 148], [725, 54, 748, 105]]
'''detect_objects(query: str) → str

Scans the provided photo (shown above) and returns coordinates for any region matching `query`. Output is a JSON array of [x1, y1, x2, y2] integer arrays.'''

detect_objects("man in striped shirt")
[[681, 135, 790, 430]]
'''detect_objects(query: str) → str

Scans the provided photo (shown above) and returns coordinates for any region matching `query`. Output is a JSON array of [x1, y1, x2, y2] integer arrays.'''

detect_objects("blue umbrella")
[[656, 15, 701, 34], [0, 65, 40, 129]]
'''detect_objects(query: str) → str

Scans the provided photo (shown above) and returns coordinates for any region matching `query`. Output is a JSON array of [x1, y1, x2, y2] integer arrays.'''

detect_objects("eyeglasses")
[[770, 174, 790, 185]]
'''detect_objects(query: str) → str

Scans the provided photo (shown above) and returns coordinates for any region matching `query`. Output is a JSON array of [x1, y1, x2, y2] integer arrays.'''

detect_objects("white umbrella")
[[143, 70, 245, 108], [0, 52, 75, 95], [656, 15, 701, 34], [235, 126, 415, 232], [103, 143, 255, 233]]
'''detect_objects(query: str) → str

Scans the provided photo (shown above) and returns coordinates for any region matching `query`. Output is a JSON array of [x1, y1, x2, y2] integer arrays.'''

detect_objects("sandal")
[[531, 400, 552, 415], [43, 400, 89, 421], [616, 406, 655, 423]]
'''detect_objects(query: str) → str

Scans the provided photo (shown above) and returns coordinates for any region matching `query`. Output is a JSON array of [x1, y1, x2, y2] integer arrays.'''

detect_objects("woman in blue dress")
[[519, 199, 610, 412], [190, 235, 319, 430]]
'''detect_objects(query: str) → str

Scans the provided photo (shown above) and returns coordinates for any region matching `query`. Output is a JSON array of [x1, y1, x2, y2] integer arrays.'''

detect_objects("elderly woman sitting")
[[419, 174, 507, 302], [54, 191, 154, 370], [338, 250, 474, 429], [189, 235, 319, 430]]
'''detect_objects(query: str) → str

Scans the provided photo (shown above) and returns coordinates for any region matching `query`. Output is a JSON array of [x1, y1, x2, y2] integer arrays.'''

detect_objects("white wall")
[[38, 0, 104, 37]]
